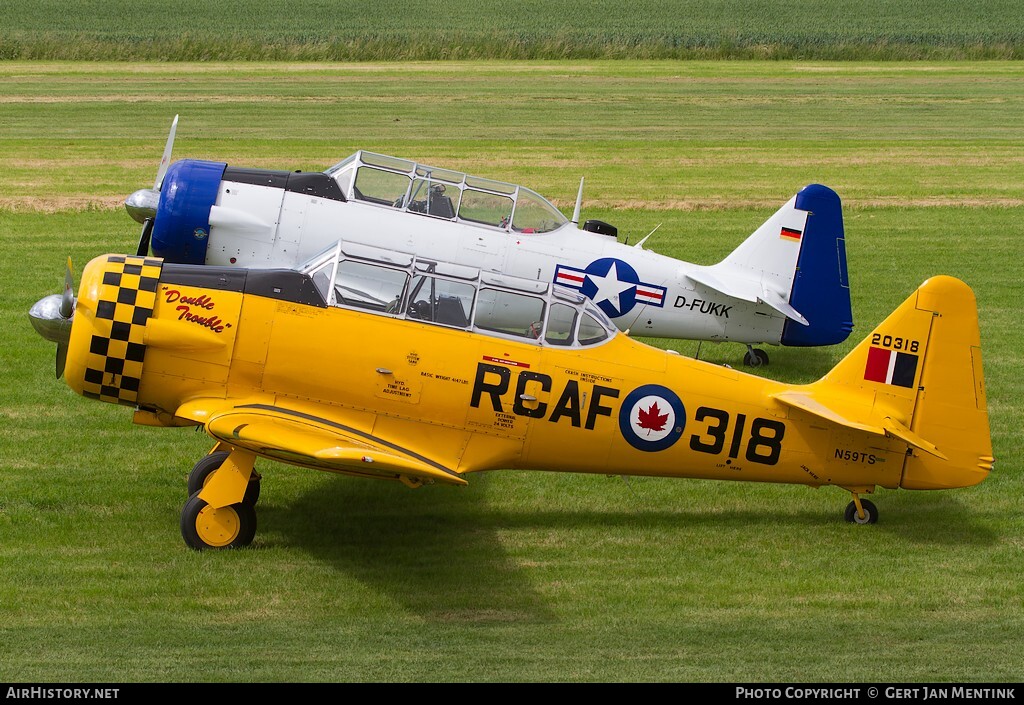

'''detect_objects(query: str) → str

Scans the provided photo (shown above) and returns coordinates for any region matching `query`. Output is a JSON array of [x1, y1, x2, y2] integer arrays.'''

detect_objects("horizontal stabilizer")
[[686, 270, 808, 324], [772, 391, 878, 435], [759, 288, 809, 326], [771, 391, 945, 458], [685, 269, 758, 303], [881, 417, 947, 460]]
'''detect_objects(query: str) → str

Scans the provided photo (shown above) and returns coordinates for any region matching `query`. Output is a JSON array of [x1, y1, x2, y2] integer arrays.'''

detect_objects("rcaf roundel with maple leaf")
[[618, 384, 686, 452]]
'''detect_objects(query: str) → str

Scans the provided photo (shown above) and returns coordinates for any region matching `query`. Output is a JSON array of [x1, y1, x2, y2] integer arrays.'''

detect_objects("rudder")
[[781, 185, 853, 347]]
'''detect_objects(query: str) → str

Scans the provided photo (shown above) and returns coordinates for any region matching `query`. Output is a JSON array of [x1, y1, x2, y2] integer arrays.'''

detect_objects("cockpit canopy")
[[302, 241, 616, 348], [325, 151, 569, 234]]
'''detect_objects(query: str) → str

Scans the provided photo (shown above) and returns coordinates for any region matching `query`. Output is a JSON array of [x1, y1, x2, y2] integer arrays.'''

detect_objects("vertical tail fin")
[[817, 276, 993, 489], [714, 184, 853, 346]]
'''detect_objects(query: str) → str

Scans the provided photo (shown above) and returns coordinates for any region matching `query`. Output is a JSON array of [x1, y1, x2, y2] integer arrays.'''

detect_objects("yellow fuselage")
[[63, 254, 990, 494]]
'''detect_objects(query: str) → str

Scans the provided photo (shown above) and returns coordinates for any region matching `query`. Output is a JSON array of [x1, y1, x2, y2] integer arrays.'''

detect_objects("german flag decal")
[[864, 346, 918, 388], [780, 226, 802, 241]]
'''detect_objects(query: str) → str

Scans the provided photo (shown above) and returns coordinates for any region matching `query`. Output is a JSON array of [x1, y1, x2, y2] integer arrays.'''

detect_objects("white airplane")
[[124, 116, 853, 366]]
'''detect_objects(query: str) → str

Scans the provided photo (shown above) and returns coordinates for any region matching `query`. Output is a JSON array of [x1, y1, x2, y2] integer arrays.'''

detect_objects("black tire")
[[187, 451, 230, 496], [743, 349, 769, 367], [187, 451, 261, 506], [181, 491, 257, 551], [244, 477, 261, 507], [844, 498, 879, 525]]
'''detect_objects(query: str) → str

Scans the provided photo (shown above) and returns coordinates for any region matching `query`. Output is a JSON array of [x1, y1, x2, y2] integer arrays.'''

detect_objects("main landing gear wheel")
[[844, 498, 879, 525], [743, 346, 770, 368], [181, 491, 257, 550], [188, 451, 261, 506]]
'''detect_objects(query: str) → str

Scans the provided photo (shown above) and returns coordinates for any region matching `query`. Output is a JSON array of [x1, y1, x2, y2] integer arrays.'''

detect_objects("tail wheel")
[[743, 348, 770, 367], [181, 491, 257, 550], [187, 451, 261, 506], [844, 498, 879, 525]]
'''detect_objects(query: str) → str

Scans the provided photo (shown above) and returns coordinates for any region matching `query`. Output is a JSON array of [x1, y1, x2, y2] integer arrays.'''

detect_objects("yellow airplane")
[[29, 243, 993, 550]]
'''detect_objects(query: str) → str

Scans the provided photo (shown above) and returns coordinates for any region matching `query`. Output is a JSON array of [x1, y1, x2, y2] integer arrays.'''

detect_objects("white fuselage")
[[206, 181, 785, 344]]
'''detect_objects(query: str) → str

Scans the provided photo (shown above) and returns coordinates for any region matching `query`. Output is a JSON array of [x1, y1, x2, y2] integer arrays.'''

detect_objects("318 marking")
[[688, 407, 785, 465]]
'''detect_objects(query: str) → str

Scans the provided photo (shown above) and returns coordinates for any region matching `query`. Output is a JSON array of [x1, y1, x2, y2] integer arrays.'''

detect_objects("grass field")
[[1, 1, 1023, 60], [1, 61, 1022, 683]]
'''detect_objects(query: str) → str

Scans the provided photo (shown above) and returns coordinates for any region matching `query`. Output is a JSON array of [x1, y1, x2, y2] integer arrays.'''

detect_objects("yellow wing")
[[179, 399, 467, 487]]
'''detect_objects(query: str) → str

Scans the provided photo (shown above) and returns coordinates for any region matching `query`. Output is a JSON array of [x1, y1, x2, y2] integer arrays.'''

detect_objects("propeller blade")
[[60, 256, 75, 319], [30, 259, 78, 379], [55, 342, 68, 379], [154, 114, 179, 190], [29, 294, 72, 343], [137, 218, 154, 257]]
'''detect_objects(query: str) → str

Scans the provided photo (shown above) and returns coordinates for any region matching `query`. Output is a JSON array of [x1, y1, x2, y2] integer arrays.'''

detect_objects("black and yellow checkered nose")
[[80, 255, 163, 406]]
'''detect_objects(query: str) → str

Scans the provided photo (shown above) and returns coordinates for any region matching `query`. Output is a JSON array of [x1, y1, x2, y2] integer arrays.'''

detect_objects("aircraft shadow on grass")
[[260, 473, 994, 619], [263, 472, 556, 622]]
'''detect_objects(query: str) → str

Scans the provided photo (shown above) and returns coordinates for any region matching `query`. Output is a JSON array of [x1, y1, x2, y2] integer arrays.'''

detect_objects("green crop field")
[[1, 1, 1023, 60], [1, 61, 1022, 683]]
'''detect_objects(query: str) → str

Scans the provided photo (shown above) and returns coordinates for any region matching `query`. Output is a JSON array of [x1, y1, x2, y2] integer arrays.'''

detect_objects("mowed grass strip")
[[1, 62, 1022, 211], [0, 62, 1022, 682]]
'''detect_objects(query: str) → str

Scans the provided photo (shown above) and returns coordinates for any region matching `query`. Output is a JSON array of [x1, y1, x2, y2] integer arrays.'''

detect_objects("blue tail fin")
[[780, 184, 853, 347]]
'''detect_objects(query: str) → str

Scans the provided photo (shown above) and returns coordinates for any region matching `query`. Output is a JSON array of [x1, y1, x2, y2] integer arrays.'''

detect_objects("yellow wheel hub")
[[194, 504, 240, 547]]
